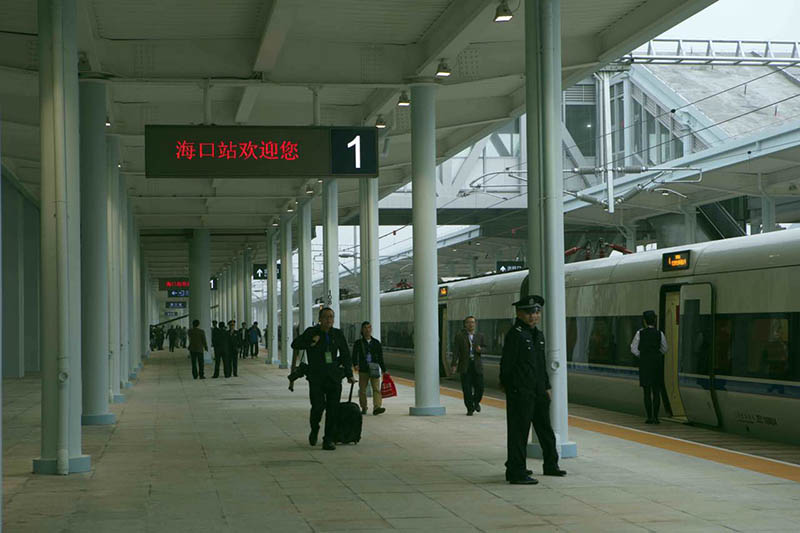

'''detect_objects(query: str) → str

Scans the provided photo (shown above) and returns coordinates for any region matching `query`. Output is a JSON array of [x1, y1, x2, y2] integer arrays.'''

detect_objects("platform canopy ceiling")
[[0, 0, 714, 277]]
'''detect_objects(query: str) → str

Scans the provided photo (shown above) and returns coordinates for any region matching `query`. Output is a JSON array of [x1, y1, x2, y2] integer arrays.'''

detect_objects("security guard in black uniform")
[[291, 307, 356, 451], [500, 294, 567, 484]]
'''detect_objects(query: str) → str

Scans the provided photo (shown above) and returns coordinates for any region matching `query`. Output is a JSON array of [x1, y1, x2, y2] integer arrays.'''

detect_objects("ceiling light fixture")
[[105, 117, 111, 127], [494, 0, 513, 22], [397, 91, 410, 107], [287, 201, 295, 213], [435, 59, 451, 78], [305, 185, 314, 195], [375, 115, 387, 128], [271, 218, 279, 227], [117, 163, 122, 168]]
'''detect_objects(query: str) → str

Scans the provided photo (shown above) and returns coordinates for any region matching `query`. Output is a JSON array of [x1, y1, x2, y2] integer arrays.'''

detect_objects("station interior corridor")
[[4, 351, 800, 533]]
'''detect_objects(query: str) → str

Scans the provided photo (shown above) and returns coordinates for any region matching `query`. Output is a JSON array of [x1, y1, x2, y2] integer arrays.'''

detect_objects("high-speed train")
[[334, 230, 800, 445]]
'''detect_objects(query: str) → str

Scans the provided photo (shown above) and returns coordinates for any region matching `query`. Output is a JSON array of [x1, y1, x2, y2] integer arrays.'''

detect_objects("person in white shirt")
[[631, 310, 668, 424]]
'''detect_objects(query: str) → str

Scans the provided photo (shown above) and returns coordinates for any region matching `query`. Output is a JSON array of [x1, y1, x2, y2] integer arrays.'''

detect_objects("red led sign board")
[[159, 278, 189, 291], [145, 125, 378, 178]]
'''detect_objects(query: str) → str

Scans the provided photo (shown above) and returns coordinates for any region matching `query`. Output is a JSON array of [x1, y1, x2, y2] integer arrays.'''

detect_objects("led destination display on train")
[[662, 250, 691, 272]]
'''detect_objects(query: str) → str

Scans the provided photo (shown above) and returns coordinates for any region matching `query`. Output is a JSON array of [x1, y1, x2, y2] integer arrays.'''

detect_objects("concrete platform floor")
[[4, 350, 800, 532]]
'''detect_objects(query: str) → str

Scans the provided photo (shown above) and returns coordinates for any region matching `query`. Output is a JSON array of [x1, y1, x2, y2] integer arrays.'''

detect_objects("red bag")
[[381, 373, 398, 399]]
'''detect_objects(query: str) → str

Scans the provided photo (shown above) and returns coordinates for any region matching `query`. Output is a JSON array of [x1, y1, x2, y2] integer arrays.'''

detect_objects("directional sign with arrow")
[[252, 263, 268, 280]]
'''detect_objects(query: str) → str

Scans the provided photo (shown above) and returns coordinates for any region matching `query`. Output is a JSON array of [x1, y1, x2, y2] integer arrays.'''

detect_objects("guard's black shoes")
[[645, 418, 655, 424], [373, 407, 386, 415], [508, 475, 538, 485], [505, 470, 533, 481], [308, 429, 319, 446], [474, 403, 481, 412], [467, 410, 474, 416], [322, 441, 336, 451], [543, 467, 567, 477]]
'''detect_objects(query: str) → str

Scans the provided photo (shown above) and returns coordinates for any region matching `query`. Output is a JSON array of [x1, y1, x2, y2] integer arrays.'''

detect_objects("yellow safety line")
[[392, 375, 800, 483]]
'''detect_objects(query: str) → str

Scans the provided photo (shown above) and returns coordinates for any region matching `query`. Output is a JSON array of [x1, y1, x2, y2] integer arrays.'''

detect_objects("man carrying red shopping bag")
[[381, 373, 397, 399]]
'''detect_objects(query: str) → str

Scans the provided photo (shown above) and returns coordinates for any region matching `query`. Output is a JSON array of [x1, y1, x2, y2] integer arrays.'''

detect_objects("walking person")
[[248, 322, 262, 358], [291, 307, 355, 451], [501, 294, 566, 485], [227, 320, 240, 376], [451, 316, 486, 416], [187, 319, 208, 380], [211, 321, 223, 378], [631, 310, 668, 424], [239, 322, 248, 359], [167, 326, 178, 352], [352, 321, 386, 416]]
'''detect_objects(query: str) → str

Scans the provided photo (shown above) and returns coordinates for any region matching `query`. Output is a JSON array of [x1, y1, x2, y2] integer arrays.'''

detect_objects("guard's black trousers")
[[460, 362, 484, 412], [308, 379, 342, 444], [643, 385, 661, 420], [505, 391, 559, 479], [212, 349, 222, 377], [190, 351, 204, 379], [250, 342, 259, 357]]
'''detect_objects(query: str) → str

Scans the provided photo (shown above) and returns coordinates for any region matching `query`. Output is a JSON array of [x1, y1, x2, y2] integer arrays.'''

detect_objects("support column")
[[35, 0, 90, 474], [225, 266, 231, 322], [683, 207, 698, 244], [232, 256, 240, 323], [1, 184, 24, 378], [280, 217, 293, 369], [525, 0, 576, 458], [23, 200, 41, 373], [127, 206, 137, 380], [242, 249, 252, 324], [322, 181, 340, 326], [266, 229, 279, 365], [762, 196, 777, 233], [119, 173, 130, 389], [298, 200, 313, 331], [623, 77, 633, 165], [190, 229, 212, 365], [359, 177, 381, 340], [79, 80, 114, 425], [140, 265, 149, 360], [409, 83, 445, 416], [106, 137, 123, 402]]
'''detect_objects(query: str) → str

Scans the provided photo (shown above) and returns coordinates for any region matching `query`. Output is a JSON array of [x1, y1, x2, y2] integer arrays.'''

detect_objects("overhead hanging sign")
[[166, 301, 187, 309], [164, 311, 179, 317], [145, 125, 378, 178], [210, 277, 218, 291], [497, 261, 524, 273], [253, 264, 268, 280], [167, 288, 190, 298], [159, 278, 189, 291]]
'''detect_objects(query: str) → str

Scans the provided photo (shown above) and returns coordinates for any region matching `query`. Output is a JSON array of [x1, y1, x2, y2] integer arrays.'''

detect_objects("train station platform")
[[4, 351, 800, 533]]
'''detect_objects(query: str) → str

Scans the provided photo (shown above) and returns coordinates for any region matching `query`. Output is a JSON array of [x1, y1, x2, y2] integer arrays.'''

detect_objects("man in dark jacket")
[[352, 321, 386, 416], [187, 319, 208, 380], [227, 320, 240, 376], [211, 321, 223, 378], [291, 307, 356, 451], [500, 294, 566, 485], [451, 316, 487, 415], [248, 322, 262, 357], [167, 327, 178, 352]]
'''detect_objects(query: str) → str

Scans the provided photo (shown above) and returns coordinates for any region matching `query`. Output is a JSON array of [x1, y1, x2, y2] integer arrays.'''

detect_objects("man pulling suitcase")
[[291, 307, 356, 451]]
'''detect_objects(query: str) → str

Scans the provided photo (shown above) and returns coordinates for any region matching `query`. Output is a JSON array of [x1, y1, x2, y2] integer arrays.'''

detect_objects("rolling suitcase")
[[333, 383, 362, 444]]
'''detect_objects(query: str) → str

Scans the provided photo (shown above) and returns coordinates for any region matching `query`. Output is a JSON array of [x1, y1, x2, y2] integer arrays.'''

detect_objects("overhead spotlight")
[[117, 163, 122, 168], [105, 117, 111, 127], [317, 178, 324, 183], [397, 91, 411, 107], [435, 59, 451, 78], [494, 0, 513, 22], [375, 115, 387, 129], [305, 185, 314, 195], [287, 201, 295, 213], [475, 242, 481, 246], [661, 190, 670, 196], [271, 218, 279, 227]]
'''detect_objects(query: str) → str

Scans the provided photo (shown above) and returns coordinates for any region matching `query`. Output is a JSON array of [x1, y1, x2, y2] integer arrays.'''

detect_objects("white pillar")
[[190, 229, 212, 364], [762, 196, 777, 233], [118, 174, 130, 389], [23, 200, 41, 373], [242, 250, 251, 324], [322, 181, 340, 326], [623, 77, 633, 165], [298, 200, 313, 331], [127, 207, 137, 378], [34, 0, 90, 474], [359, 177, 381, 340], [106, 137, 123, 402], [526, 0, 576, 458], [267, 229, 279, 364], [409, 84, 445, 416], [683, 207, 698, 244], [280, 217, 293, 369], [1, 185, 24, 378], [79, 80, 114, 425]]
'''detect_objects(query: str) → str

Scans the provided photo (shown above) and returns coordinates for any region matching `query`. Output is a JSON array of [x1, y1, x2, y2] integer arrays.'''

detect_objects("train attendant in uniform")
[[631, 310, 668, 424], [291, 307, 356, 451], [451, 316, 486, 415], [500, 294, 566, 485], [352, 321, 386, 416]]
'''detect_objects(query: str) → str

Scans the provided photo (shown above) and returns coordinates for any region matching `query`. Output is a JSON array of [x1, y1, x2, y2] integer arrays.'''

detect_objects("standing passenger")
[[291, 307, 355, 451], [631, 310, 668, 424], [451, 316, 486, 415], [187, 319, 208, 380], [211, 321, 223, 378], [167, 327, 178, 352], [501, 295, 566, 484], [352, 321, 386, 416], [227, 320, 239, 377], [248, 322, 262, 357]]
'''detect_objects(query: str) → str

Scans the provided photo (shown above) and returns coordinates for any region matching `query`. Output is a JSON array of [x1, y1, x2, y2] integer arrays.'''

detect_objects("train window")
[[718, 313, 800, 382], [679, 300, 711, 374], [566, 316, 638, 367]]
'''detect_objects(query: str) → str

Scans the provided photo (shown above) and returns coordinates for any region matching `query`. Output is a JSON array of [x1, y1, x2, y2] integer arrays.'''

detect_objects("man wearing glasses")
[[500, 294, 566, 485]]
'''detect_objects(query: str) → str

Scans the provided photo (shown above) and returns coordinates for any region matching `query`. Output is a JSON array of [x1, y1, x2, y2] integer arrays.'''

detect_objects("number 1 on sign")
[[347, 135, 361, 169]]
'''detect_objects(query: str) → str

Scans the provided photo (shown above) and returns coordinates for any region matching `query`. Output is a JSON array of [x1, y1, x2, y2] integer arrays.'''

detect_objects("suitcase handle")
[[348, 381, 355, 403]]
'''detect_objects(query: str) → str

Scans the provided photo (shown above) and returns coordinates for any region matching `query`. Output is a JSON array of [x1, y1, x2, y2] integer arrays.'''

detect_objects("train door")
[[438, 304, 449, 377], [662, 290, 686, 417], [677, 283, 720, 427]]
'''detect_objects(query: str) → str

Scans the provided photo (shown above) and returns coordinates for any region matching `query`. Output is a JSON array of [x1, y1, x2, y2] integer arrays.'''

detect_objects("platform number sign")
[[210, 277, 218, 291], [331, 127, 377, 176]]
